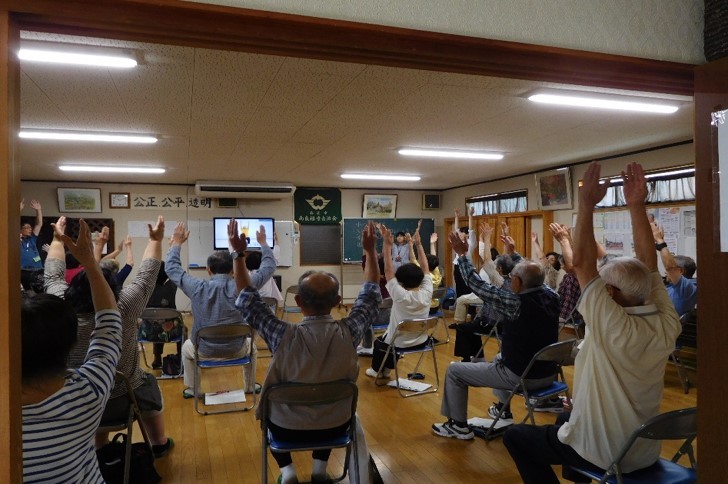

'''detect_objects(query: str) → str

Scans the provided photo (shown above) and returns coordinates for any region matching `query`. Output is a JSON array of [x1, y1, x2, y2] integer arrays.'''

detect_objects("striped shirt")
[[45, 257, 161, 399], [23, 309, 122, 483]]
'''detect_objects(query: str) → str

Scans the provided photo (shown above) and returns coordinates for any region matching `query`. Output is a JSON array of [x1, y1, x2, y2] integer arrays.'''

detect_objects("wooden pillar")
[[0, 9, 22, 483]]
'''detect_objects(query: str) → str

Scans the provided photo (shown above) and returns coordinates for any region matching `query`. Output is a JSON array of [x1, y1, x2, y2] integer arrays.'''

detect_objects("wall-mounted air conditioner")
[[194, 181, 295, 199]]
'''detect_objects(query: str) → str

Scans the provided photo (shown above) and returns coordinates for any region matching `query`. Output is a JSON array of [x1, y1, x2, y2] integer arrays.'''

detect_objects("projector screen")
[[213, 217, 275, 250]]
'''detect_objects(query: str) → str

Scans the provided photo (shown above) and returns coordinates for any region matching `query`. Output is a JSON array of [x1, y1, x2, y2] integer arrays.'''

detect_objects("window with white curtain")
[[595, 165, 695, 208], [466, 189, 527, 215]]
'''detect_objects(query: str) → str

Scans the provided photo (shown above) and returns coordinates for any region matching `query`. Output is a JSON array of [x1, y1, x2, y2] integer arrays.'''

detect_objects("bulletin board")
[[186, 219, 294, 269], [578, 205, 696, 267]]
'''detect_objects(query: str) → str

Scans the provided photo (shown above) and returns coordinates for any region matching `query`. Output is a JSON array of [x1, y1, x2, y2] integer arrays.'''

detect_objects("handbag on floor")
[[96, 432, 161, 484]]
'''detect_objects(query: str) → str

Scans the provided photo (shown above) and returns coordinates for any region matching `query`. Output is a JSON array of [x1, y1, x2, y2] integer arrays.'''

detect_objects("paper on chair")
[[204, 389, 246, 405], [386, 378, 432, 392]]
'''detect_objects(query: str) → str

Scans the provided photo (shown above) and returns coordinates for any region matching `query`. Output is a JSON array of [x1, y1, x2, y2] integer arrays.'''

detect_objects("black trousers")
[[267, 421, 349, 468], [371, 336, 429, 372], [453, 264, 472, 298], [503, 412, 603, 484]]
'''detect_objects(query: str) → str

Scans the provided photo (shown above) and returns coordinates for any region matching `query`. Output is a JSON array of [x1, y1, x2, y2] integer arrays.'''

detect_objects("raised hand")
[[19, 198, 24, 211], [124, 235, 132, 248], [622, 162, 648, 206], [580, 162, 610, 208], [171, 222, 190, 246], [430, 232, 438, 244], [379, 224, 394, 247], [549, 223, 570, 243], [97, 226, 110, 244], [148, 216, 165, 241], [41, 243, 50, 253], [29, 199, 42, 211], [531, 232, 539, 244], [51, 216, 67, 240], [650, 222, 665, 243], [500, 221, 510, 236], [448, 231, 469, 257], [227, 219, 247, 253], [469, 206, 475, 216], [479, 221, 493, 242], [256, 224, 267, 246], [500, 234, 515, 254], [60, 219, 95, 266], [362, 221, 377, 253]]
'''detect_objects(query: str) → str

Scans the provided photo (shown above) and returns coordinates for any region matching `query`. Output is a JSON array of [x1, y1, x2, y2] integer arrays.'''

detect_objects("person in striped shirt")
[[22, 219, 122, 483]]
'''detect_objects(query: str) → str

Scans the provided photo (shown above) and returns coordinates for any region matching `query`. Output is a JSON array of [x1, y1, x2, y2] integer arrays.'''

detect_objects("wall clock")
[[109, 192, 130, 209]]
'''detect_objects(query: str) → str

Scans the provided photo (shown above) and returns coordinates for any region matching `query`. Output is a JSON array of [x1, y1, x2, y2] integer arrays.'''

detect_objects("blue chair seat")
[[521, 381, 569, 399], [268, 431, 351, 451], [572, 459, 697, 484], [198, 356, 251, 369]]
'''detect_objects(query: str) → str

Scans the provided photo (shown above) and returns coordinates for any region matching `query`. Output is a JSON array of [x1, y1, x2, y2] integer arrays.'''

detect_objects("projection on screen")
[[213, 217, 275, 250]]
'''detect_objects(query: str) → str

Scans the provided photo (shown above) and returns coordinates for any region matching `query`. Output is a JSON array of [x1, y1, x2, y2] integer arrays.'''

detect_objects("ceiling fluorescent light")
[[20, 130, 157, 144], [19, 47, 137, 68], [606, 167, 695, 183], [398, 148, 503, 160], [341, 174, 420, 181], [528, 91, 680, 114], [59, 165, 165, 174]]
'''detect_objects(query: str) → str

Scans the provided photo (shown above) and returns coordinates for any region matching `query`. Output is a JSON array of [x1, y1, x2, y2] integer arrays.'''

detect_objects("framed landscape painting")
[[535, 169, 572, 210], [363, 194, 397, 218], [57, 187, 102, 213]]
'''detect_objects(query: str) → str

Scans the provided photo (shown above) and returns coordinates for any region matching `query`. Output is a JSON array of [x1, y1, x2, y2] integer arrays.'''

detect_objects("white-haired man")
[[503, 162, 682, 483]]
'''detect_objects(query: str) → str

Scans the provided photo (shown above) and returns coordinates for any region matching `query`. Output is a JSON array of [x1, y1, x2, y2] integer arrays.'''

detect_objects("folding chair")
[[371, 297, 393, 336], [567, 407, 697, 484], [281, 285, 303, 321], [260, 380, 359, 484], [97, 372, 155, 484], [473, 321, 501, 361], [137, 307, 187, 378], [373, 316, 440, 397], [256, 297, 279, 358], [427, 287, 450, 344], [193, 323, 256, 415], [670, 309, 696, 394], [483, 339, 576, 440]]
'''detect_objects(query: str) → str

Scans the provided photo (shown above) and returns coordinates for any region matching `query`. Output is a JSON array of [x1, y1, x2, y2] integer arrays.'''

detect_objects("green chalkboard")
[[342, 218, 435, 263]]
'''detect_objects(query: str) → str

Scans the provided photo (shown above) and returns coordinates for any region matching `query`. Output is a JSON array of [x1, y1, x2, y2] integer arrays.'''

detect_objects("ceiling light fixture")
[[341, 174, 421, 181], [19, 130, 157, 144], [528, 90, 680, 114], [59, 165, 166, 174], [398, 148, 503, 160], [18, 43, 137, 68]]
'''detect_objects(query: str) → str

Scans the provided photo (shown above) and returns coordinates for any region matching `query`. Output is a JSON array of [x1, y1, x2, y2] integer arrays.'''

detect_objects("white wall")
[[186, 0, 705, 64]]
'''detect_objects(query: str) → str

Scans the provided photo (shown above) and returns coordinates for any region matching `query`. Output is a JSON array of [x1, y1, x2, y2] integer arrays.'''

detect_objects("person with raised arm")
[[503, 162, 682, 483], [44, 215, 174, 456], [166, 221, 274, 397], [23, 219, 122, 482], [233, 219, 380, 484], [651, 222, 697, 316], [452, 207, 477, 297], [20, 198, 45, 292]]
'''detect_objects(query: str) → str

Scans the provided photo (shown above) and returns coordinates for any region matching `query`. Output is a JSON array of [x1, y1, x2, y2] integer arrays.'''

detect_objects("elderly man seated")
[[233, 220, 380, 484]]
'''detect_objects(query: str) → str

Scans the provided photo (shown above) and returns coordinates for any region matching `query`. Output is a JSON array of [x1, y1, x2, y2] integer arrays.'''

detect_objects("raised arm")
[[143, 216, 164, 261], [406, 232, 417, 265], [573, 163, 609, 288], [362, 221, 380, 283], [123, 236, 134, 267], [101, 238, 123, 262], [651, 222, 679, 282], [380, 224, 395, 281], [430, 231, 438, 256], [29, 199, 43, 236], [229, 219, 252, 292], [453, 208, 461, 234], [550, 223, 574, 272], [414, 228, 429, 273], [531, 231, 546, 264], [623, 162, 656, 271], [47, 216, 67, 262]]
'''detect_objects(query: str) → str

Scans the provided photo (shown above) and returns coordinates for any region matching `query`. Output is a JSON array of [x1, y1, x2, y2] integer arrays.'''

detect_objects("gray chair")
[[137, 307, 187, 378], [372, 316, 440, 397], [193, 323, 256, 415], [97, 372, 155, 484], [670, 309, 696, 394], [281, 285, 302, 321], [260, 380, 359, 484], [482, 339, 576, 440], [567, 407, 697, 484]]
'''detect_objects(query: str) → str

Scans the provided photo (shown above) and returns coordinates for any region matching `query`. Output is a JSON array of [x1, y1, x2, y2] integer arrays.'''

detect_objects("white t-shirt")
[[558, 272, 681, 472], [384, 273, 433, 346]]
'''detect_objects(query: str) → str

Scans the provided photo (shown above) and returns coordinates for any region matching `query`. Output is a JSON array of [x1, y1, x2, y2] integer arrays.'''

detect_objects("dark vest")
[[500, 287, 560, 378]]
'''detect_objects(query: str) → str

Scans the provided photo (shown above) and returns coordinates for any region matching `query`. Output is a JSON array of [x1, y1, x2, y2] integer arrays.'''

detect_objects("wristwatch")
[[655, 242, 668, 251], [231, 251, 244, 260]]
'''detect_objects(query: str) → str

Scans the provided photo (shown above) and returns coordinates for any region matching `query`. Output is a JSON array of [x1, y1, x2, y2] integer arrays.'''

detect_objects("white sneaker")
[[432, 420, 474, 440], [365, 367, 391, 378]]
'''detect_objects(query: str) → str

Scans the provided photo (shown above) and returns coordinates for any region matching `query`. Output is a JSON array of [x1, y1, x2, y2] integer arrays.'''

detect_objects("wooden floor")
[[140, 310, 697, 483]]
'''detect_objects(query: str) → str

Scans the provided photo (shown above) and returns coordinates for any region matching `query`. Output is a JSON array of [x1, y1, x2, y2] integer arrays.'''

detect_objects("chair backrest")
[[140, 307, 183, 321], [261, 296, 279, 315], [283, 285, 300, 306], [391, 316, 440, 343], [195, 322, 253, 346], [520, 339, 577, 380], [431, 287, 448, 310], [260, 380, 358, 422], [609, 407, 697, 477], [677, 308, 697, 348]]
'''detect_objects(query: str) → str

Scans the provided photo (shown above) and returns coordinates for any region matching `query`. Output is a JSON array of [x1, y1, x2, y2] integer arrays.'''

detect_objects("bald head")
[[511, 260, 545, 291], [296, 271, 341, 315]]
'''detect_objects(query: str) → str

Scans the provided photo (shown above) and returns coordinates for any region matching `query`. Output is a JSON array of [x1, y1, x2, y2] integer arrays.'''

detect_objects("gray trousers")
[[440, 356, 554, 422]]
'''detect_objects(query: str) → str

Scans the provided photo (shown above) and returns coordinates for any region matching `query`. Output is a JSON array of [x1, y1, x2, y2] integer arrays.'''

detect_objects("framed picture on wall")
[[109, 192, 130, 209], [535, 168, 572, 210], [57, 188, 102, 213], [362, 194, 397, 218]]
